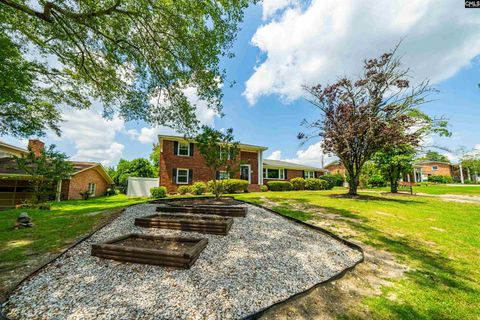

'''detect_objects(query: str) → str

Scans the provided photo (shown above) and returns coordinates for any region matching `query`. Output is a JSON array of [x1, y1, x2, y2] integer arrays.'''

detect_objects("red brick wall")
[[263, 169, 324, 184], [64, 168, 109, 199], [418, 163, 452, 177], [159, 140, 260, 193]]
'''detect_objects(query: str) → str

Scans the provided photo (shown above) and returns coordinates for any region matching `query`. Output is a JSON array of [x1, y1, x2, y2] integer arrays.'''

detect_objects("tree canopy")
[[0, 0, 253, 137], [418, 151, 450, 163], [301, 48, 449, 195], [14, 144, 73, 203], [110, 158, 156, 190], [195, 126, 239, 198]]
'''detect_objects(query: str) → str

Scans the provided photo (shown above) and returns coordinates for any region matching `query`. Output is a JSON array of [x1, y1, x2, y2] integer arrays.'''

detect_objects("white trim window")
[[304, 171, 315, 178], [176, 168, 189, 184], [88, 183, 97, 196], [432, 166, 438, 171], [263, 168, 285, 180], [178, 142, 190, 157], [219, 171, 230, 180]]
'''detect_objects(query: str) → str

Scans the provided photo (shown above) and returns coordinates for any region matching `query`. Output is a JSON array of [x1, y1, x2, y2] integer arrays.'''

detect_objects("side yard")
[[234, 189, 480, 319], [0, 195, 147, 301]]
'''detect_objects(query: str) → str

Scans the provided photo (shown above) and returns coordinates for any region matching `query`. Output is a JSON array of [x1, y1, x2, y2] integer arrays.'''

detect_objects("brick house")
[[411, 161, 453, 182], [0, 139, 113, 209], [158, 135, 328, 193], [324, 160, 347, 178]]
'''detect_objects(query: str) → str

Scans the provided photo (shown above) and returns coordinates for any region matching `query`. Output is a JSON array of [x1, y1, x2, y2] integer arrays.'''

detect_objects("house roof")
[[0, 159, 113, 184], [324, 160, 342, 168], [263, 159, 328, 172], [413, 160, 451, 166], [158, 135, 268, 151], [0, 140, 28, 154]]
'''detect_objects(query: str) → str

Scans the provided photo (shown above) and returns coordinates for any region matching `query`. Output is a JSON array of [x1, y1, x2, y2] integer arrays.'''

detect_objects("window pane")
[[177, 169, 189, 183], [267, 169, 279, 179], [263, 168, 266, 178], [219, 171, 229, 180], [178, 143, 189, 156]]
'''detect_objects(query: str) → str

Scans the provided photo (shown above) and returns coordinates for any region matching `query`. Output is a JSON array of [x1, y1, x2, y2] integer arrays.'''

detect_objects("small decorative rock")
[[15, 212, 33, 229]]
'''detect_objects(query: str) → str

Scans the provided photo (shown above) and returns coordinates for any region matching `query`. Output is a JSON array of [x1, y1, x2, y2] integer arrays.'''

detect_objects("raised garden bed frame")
[[156, 205, 247, 217], [135, 213, 234, 235], [91, 233, 208, 269]]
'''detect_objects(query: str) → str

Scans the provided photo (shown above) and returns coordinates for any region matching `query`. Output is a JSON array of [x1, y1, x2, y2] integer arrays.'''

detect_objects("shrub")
[[321, 174, 343, 189], [191, 182, 207, 195], [207, 180, 224, 194], [177, 185, 191, 195], [290, 177, 306, 190], [260, 185, 268, 192], [223, 179, 249, 193], [428, 175, 453, 184], [367, 174, 386, 188], [105, 188, 116, 196], [305, 178, 328, 190], [267, 181, 293, 191], [150, 186, 167, 198]]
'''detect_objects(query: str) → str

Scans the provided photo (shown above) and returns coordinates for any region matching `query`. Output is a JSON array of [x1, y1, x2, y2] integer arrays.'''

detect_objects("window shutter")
[[302, 170, 305, 178], [172, 168, 176, 183], [314, 171, 317, 178], [284, 169, 287, 180], [189, 143, 194, 156], [188, 169, 193, 184], [173, 141, 178, 155], [216, 171, 220, 180]]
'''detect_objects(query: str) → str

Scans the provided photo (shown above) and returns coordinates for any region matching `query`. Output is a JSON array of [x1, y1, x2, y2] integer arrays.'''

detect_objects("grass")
[[372, 184, 480, 196], [0, 194, 147, 299], [234, 188, 480, 319]]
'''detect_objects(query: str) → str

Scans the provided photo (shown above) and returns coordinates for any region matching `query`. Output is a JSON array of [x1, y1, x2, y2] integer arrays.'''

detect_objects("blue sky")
[[4, 0, 480, 167]]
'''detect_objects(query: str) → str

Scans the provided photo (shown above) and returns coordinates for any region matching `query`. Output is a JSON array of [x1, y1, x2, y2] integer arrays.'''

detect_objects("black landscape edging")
[[0, 205, 136, 320], [238, 200, 365, 320]]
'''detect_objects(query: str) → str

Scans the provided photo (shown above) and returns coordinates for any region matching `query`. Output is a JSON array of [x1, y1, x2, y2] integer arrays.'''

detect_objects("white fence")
[[126, 177, 159, 197]]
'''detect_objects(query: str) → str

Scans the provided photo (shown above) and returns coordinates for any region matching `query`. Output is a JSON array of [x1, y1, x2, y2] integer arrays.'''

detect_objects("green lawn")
[[372, 184, 480, 196], [234, 189, 480, 319], [0, 195, 147, 299]]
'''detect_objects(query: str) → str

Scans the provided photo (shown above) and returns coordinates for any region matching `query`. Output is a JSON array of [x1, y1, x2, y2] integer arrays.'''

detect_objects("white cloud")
[[245, 0, 480, 104], [262, 0, 298, 20], [284, 141, 337, 168], [266, 150, 282, 160], [52, 106, 125, 166], [129, 87, 219, 144], [267, 141, 337, 168]]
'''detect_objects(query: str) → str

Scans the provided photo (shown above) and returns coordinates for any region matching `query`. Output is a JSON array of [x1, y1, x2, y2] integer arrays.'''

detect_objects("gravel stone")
[[3, 203, 362, 319]]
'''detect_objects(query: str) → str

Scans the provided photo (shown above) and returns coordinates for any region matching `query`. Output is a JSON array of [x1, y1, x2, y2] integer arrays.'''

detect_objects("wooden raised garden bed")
[[135, 213, 234, 235], [156, 205, 247, 217], [91, 234, 208, 268]]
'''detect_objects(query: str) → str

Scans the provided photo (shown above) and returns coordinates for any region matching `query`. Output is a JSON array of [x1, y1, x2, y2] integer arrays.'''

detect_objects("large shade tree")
[[0, 0, 253, 137], [300, 49, 448, 196]]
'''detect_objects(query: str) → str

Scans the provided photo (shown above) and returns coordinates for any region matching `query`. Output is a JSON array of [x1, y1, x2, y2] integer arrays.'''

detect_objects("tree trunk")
[[348, 175, 359, 195], [390, 181, 398, 193]]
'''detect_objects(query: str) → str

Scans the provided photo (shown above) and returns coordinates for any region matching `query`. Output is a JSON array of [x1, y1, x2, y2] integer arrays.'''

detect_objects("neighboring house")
[[158, 135, 328, 193], [411, 161, 453, 182], [262, 159, 327, 184], [0, 139, 113, 209], [324, 160, 346, 178]]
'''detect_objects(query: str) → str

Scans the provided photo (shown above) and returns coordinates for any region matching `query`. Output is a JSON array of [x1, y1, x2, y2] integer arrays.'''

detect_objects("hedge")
[[177, 185, 191, 195], [305, 178, 328, 190], [290, 177, 306, 190], [150, 186, 167, 198], [191, 182, 207, 195], [428, 175, 453, 184], [267, 181, 293, 191], [321, 174, 343, 189], [207, 179, 249, 193]]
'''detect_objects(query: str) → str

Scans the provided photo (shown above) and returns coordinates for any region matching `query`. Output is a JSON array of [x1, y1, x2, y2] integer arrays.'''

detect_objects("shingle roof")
[[263, 159, 327, 171], [0, 159, 103, 177]]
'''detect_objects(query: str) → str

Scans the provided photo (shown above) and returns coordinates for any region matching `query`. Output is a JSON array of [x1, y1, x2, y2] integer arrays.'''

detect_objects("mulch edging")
[[237, 199, 365, 320], [1, 198, 364, 320], [0, 205, 135, 320]]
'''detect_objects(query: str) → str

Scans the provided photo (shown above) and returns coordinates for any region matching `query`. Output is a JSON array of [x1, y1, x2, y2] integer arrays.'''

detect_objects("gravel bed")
[[3, 203, 362, 320]]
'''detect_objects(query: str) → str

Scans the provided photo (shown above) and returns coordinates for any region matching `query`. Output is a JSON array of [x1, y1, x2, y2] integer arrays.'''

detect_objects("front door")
[[240, 165, 251, 183]]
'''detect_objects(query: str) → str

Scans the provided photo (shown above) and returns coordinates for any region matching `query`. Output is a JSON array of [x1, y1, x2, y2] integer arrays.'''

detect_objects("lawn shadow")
[[329, 194, 424, 204]]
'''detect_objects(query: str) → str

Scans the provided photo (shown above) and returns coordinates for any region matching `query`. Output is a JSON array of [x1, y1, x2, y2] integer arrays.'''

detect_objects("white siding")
[[126, 177, 159, 197]]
